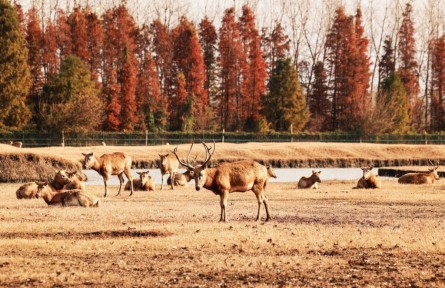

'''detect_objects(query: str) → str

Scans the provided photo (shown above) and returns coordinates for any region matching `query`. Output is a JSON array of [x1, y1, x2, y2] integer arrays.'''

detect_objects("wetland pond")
[[83, 168, 383, 185]]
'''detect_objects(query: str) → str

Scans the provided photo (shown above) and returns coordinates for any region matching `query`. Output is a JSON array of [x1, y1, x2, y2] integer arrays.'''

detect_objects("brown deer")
[[159, 153, 179, 190], [125, 171, 156, 191], [64, 171, 86, 190], [167, 170, 194, 187], [172, 141, 271, 222], [82, 152, 133, 197], [16, 182, 39, 199], [355, 167, 381, 189], [35, 182, 100, 207], [398, 162, 440, 184], [9, 141, 23, 148], [298, 170, 322, 189]]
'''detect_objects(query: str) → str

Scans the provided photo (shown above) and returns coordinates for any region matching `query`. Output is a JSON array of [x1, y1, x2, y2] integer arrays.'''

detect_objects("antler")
[[172, 144, 195, 170], [201, 140, 216, 167]]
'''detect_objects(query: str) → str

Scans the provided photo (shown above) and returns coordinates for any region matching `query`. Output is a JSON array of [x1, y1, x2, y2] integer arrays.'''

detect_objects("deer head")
[[172, 140, 215, 191]]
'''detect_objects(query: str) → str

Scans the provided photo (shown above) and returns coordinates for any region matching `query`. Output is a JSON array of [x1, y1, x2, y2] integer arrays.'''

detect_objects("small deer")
[[172, 140, 271, 222], [16, 182, 39, 199], [82, 152, 133, 197], [398, 162, 440, 184], [125, 171, 156, 191], [355, 167, 381, 189], [159, 153, 179, 190], [9, 141, 23, 148], [36, 182, 100, 207], [64, 171, 86, 190], [298, 170, 322, 189]]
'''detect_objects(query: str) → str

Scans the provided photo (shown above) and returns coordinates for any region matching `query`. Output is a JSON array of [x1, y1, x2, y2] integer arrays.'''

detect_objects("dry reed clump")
[[0, 152, 81, 183]]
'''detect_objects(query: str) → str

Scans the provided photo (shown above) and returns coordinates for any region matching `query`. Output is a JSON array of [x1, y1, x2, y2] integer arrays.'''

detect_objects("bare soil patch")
[[1, 180, 445, 287]]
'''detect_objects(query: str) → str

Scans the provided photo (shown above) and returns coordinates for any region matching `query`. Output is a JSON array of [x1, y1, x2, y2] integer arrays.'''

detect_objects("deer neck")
[[203, 168, 216, 189], [90, 157, 102, 172], [51, 179, 65, 190]]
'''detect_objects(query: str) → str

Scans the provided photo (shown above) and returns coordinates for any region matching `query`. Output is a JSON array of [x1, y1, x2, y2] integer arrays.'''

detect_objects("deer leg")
[[116, 173, 124, 196], [161, 174, 164, 191], [261, 194, 271, 221], [124, 169, 134, 196], [255, 193, 262, 221], [103, 179, 108, 197], [170, 171, 175, 190], [219, 191, 228, 222]]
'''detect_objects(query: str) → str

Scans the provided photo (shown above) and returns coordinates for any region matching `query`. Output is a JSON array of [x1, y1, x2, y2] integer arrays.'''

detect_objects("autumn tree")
[[218, 7, 246, 131], [25, 7, 44, 125], [68, 6, 89, 62], [398, 3, 421, 130], [55, 9, 72, 59], [429, 34, 445, 131], [262, 21, 290, 75], [171, 16, 207, 131], [239, 5, 267, 131], [40, 56, 103, 131], [0, 0, 31, 129], [325, 7, 372, 132], [42, 18, 59, 80], [101, 5, 138, 131], [135, 24, 167, 131], [263, 58, 309, 132], [84, 7, 103, 80]]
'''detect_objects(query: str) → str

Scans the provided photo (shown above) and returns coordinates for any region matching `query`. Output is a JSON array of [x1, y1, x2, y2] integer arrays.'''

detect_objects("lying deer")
[[64, 171, 86, 190], [172, 140, 271, 222], [298, 170, 322, 189], [125, 171, 156, 191], [355, 167, 381, 189], [82, 152, 133, 197], [36, 182, 100, 207], [167, 170, 194, 187], [398, 162, 440, 184], [16, 182, 39, 199]]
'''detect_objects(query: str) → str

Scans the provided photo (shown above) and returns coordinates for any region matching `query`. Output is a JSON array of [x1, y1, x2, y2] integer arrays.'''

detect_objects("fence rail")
[[1, 131, 445, 147]]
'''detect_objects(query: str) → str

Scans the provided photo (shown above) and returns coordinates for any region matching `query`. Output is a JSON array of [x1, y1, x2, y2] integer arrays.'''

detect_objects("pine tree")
[[40, 56, 103, 131], [263, 58, 309, 131], [0, 0, 31, 129], [378, 36, 395, 91], [398, 3, 420, 130], [308, 61, 330, 131]]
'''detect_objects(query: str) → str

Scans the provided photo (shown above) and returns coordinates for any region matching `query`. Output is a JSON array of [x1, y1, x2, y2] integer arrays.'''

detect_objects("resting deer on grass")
[[125, 171, 156, 191], [16, 182, 39, 199], [298, 170, 322, 189], [172, 140, 271, 222], [355, 167, 381, 189], [35, 182, 100, 207], [82, 152, 133, 197], [398, 161, 440, 184]]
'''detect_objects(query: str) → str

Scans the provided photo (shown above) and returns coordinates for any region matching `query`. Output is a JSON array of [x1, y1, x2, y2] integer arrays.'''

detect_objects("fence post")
[[145, 130, 148, 146], [61, 130, 65, 147], [222, 129, 225, 143], [290, 124, 293, 142]]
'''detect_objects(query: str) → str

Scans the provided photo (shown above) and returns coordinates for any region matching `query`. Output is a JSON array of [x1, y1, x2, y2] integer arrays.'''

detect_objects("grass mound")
[[0, 144, 81, 183]]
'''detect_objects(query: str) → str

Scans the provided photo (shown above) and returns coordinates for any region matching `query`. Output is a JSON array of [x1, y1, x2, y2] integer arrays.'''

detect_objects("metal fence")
[[1, 130, 445, 147]]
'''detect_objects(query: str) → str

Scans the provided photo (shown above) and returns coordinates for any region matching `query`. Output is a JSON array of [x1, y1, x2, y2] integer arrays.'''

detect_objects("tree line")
[[0, 0, 444, 134]]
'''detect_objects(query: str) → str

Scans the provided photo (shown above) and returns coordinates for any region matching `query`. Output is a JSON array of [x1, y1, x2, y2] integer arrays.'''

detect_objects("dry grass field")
[[1, 179, 445, 287]]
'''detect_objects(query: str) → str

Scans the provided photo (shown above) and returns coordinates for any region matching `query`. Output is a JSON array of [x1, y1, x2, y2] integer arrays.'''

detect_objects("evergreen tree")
[[398, 3, 421, 130], [308, 61, 330, 131], [263, 58, 309, 131], [41, 56, 103, 131], [371, 72, 409, 133], [0, 0, 31, 129]]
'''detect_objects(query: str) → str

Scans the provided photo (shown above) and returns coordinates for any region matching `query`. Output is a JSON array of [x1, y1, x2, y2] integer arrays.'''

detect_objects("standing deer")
[[298, 170, 322, 189], [172, 141, 271, 222], [9, 141, 23, 148], [82, 152, 133, 197], [398, 162, 440, 184], [159, 153, 179, 190], [355, 167, 381, 189]]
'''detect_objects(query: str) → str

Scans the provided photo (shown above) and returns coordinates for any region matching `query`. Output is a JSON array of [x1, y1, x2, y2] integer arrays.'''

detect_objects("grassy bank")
[[1, 180, 444, 286]]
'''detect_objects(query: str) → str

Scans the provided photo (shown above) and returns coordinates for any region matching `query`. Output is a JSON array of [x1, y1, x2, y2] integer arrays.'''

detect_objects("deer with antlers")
[[172, 141, 271, 222]]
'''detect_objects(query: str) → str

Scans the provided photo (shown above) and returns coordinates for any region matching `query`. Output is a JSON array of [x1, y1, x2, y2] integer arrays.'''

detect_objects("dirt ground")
[[1, 179, 445, 287]]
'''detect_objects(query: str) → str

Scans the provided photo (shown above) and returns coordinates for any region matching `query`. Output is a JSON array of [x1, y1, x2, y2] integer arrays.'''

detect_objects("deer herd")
[[14, 140, 442, 222]]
